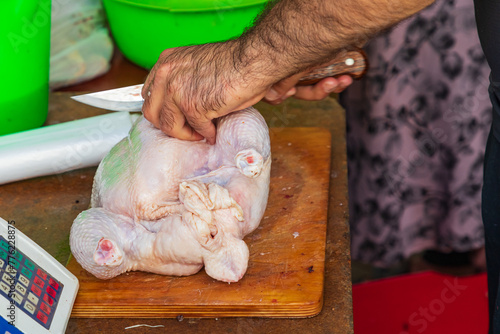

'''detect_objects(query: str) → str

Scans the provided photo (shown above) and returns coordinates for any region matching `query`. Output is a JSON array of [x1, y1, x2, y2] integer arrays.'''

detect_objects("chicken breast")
[[70, 107, 271, 282]]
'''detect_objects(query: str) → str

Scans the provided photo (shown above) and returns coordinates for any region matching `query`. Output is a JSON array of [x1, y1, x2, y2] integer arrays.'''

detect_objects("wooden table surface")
[[0, 52, 353, 333]]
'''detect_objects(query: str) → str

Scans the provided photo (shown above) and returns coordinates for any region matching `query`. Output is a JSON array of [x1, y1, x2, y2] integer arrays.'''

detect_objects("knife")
[[72, 48, 368, 112]]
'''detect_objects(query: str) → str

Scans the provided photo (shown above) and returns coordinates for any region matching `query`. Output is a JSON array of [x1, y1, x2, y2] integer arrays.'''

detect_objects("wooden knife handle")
[[297, 48, 368, 86]]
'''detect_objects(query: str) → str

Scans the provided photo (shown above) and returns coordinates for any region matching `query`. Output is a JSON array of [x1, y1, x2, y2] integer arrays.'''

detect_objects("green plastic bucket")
[[0, 0, 51, 136], [102, 0, 267, 69]]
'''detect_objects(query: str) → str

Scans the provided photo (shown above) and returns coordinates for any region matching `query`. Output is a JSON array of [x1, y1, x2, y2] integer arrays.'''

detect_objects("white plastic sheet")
[[0, 111, 139, 185]]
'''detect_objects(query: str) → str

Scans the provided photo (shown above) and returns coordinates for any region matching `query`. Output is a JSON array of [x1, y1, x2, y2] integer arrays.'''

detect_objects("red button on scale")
[[43, 294, 54, 306], [31, 284, 42, 297], [46, 286, 56, 298], [37, 269, 47, 281], [48, 278, 59, 290], [36, 310, 48, 324], [40, 302, 51, 315], [34, 276, 45, 289]]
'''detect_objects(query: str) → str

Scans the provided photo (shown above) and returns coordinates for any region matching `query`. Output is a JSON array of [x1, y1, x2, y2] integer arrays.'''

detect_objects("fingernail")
[[284, 88, 296, 98], [340, 76, 353, 86], [265, 88, 280, 101], [324, 81, 337, 93]]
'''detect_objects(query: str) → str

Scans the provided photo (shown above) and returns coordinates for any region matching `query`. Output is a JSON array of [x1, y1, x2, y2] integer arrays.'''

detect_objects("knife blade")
[[72, 84, 145, 112], [72, 48, 368, 112]]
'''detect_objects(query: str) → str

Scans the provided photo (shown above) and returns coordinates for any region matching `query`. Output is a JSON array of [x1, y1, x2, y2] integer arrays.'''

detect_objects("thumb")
[[190, 118, 217, 145]]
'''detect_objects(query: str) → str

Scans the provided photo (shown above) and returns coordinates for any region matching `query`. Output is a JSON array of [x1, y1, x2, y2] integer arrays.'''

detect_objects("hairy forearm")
[[238, 0, 435, 79]]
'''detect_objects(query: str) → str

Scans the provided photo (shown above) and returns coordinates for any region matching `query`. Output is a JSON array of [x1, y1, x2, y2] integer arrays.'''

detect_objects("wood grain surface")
[[297, 49, 368, 85], [67, 127, 331, 318]]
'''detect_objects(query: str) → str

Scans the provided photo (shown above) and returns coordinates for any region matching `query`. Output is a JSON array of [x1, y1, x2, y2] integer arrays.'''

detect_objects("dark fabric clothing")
[[482, 129, 500, 333], [475, 0, 500, 141], [474, 0, 500, 332]]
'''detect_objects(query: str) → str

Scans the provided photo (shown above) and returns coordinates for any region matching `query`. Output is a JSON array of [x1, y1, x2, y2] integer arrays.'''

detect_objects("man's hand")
[[142, 43, 353, 143], [141, 43, 353, 144]]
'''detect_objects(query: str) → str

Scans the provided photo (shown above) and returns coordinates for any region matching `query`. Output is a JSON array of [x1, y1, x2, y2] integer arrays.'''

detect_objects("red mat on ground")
[[352, 271, 489, 334]]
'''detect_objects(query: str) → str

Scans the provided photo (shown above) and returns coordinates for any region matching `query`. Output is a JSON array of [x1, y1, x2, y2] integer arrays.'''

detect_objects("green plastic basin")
[[0, 0, 51, 136], [102, 0, 267, 69]]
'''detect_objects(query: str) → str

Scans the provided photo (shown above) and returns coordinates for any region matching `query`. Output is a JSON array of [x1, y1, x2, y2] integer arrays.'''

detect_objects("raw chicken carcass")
[[70, 107, 271, 283]]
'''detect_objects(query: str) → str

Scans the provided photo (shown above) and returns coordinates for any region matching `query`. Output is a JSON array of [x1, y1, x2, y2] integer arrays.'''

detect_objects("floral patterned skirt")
[[341, 0, 491, 267]]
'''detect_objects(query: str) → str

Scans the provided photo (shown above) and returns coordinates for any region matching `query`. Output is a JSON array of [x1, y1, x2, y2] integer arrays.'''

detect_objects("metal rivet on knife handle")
[[296, 48, 369, 86]]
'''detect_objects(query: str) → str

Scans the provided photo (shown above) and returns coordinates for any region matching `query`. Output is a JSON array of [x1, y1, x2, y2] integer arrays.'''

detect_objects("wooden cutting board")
[[67, 127, 331, 318]]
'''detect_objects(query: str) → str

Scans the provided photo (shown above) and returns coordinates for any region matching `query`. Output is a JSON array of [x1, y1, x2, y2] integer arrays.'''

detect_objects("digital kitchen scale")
[[0, 217, 78, 334]]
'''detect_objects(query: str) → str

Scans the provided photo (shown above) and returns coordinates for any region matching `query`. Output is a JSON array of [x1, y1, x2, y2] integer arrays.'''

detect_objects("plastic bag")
[[50, 0, 113, 89]]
